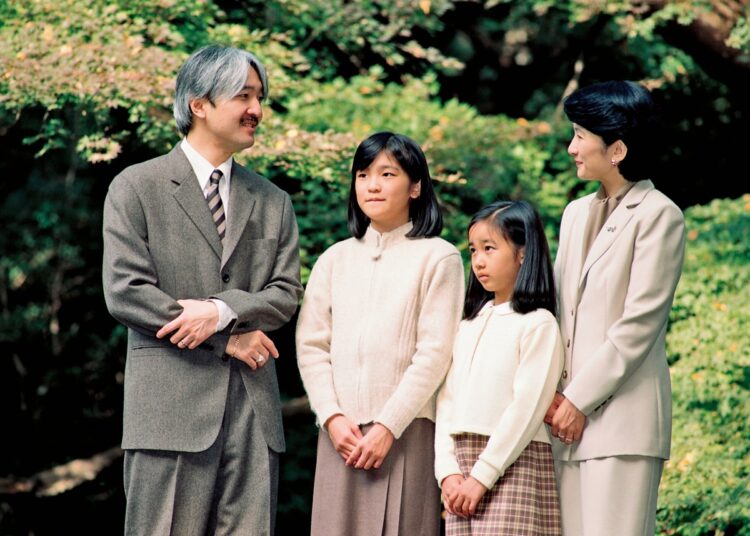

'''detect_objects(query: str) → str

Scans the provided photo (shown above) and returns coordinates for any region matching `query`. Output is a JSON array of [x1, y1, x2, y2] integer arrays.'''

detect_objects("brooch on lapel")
[[606, 226, 616, 232]]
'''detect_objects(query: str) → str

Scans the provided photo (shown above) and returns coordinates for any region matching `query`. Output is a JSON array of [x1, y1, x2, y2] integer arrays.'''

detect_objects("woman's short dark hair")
[[563, 80, 658, 182], [347, 132, 443, 239], [464, 200, 556, 320]]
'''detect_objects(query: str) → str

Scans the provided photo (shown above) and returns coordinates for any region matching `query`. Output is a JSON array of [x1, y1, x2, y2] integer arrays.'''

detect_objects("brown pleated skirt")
[[310, 418, 441, 536], [446, 434, 561, 536]]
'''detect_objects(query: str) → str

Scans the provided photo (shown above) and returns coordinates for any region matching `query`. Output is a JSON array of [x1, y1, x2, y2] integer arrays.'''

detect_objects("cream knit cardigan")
[[435, 301, 564, 489], [296, 222, 465, 439]]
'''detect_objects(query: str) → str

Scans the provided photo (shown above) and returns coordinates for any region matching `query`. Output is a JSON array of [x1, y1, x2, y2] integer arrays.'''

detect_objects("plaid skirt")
[[446, 434, 561, 536]]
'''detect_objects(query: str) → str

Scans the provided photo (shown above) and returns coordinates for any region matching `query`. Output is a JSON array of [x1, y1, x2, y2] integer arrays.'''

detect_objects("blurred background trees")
[[1, 0, 748, 533]]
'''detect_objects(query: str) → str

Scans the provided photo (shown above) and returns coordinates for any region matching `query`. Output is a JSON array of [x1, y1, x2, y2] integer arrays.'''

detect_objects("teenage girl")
[[296, 131, 465, 535], [435, 200, 563, 535]]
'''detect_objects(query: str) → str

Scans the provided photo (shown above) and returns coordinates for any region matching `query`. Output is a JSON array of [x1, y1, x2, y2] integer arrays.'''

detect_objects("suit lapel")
[[222, 162, 257, 267], [168, 146, 223, 261], [576, 180, 654, 296], [566, 197, 590, 304]]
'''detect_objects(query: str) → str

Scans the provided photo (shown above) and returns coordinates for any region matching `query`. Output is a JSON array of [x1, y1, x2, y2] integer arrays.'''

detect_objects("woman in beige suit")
[[545, 81, 686, 535]]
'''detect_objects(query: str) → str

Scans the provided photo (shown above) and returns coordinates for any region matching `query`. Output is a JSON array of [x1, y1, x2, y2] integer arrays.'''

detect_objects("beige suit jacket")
[[553, 180, 685, 461]]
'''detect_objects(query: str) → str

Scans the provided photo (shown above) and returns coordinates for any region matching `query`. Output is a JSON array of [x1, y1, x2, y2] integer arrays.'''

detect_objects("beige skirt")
[[446, 434, 561, 536], [310, 418, 441, 536]]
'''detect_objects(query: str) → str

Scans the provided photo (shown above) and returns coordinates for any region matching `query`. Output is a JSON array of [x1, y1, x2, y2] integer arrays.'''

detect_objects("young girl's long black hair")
[[347, 131, 443, 238], [464, 200, 556, 320]]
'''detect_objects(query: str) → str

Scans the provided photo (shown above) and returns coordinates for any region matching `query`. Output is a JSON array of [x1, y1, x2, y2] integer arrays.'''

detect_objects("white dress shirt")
[[180, 139, 237, 331]]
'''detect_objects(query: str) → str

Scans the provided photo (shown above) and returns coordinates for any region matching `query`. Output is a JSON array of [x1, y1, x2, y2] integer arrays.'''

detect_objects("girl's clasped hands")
[[440, 474, 489, 518]]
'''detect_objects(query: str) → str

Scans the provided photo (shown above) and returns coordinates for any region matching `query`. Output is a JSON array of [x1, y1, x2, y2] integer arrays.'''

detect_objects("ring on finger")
[[255, 354, 265, 364]]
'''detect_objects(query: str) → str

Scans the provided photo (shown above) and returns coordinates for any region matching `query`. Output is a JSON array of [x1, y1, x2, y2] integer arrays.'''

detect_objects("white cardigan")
[[435, 302, 564, 488], [296, 222, 465, 439]]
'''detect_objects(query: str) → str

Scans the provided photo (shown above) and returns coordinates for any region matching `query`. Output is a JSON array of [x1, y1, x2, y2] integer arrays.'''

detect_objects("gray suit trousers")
[[123, 361, 279, 535]]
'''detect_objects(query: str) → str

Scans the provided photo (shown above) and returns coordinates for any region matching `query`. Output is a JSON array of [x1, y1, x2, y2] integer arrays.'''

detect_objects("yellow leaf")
[[677, 451, 695, 472], [42, 25, 54, 43], [536, 121, 552, 134], [419, 0, 431, 15]]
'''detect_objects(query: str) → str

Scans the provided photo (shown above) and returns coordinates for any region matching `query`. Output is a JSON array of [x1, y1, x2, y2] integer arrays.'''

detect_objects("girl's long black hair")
[[464, 200, 556, 320]]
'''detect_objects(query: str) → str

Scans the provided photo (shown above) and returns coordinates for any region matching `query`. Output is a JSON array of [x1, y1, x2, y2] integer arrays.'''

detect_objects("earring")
[[610, 159, 618, 167]]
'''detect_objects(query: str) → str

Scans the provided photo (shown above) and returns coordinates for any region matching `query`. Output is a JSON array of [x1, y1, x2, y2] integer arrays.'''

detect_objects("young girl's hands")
[[453, 476, 488, 517], [325, 414, 364, 461], [440, 474, 465, 515], [346, 423, 394, 470]]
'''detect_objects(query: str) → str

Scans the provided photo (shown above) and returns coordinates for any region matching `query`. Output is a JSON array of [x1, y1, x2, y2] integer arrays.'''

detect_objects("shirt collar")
[[595, 180, 635, 202], [477, 300, 513, 317], [180, 138, 233, 191]]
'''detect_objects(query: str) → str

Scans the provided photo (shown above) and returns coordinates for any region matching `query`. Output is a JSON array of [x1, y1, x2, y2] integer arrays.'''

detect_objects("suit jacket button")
[[562, 370, 568, 379], [222, 273, 230, 283], [566, 339, 571, 348]]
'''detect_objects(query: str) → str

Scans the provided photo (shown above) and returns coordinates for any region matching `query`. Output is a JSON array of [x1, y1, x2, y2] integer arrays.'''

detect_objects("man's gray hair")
[[173, 45, 269, 136]]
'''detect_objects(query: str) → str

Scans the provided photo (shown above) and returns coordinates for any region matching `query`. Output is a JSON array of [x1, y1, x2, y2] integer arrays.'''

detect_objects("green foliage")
[[726, 14, 750, 51], [659, 196, 750, 535], [249, 0, 462, 78]]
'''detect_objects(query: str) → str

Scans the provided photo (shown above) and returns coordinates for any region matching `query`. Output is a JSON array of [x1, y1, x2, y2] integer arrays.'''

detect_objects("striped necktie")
[[206, 169, 226, 245]]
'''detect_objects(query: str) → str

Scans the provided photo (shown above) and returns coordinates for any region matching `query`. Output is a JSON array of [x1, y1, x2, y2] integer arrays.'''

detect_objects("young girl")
[[435, 200, 564, 535], [296, 131, 465, 535]]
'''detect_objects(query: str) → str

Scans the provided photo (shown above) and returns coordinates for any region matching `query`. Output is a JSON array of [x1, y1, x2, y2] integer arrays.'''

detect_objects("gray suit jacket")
[[553, 180, 685, 461], [103, 145, 302, 453]]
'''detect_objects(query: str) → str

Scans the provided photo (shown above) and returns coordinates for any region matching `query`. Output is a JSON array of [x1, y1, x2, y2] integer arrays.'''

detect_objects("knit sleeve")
[[374, 252, 465, 438], [434, 357, 463, 485], [470, 317, 564, 489], [295, 249, 343, 427]]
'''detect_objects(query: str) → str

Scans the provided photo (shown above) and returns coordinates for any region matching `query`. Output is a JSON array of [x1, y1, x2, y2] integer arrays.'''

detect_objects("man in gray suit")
[[103, 45, 302, 535]]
